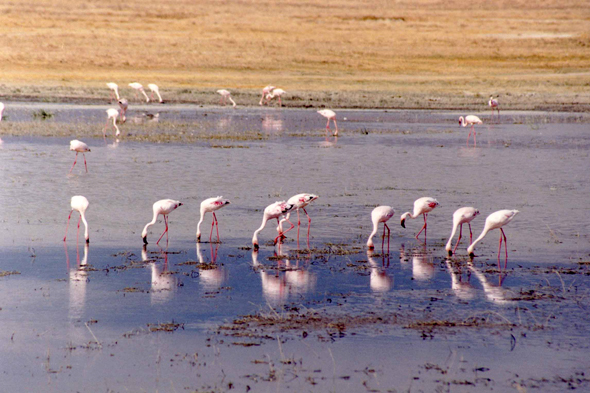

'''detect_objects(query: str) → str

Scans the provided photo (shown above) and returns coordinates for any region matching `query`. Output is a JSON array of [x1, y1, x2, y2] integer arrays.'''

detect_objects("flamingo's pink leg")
[[213, 212, 220, 243], [278, 97, 282, 107], [69, 153, 79, 173], [466, 129, 471, 146], [452, 224, 463, 254], [83, 153, 88, 173], [326, 119, 330, 130], [383, 223, 391, 255], [156, 215, 168, 245], [302, 207, 312, 248], [274, 218, 283, 245], [64, 210, 73, 241], [415, 213, 428, 240], [468, 223, 473, 243], [76, 214, 81, 244], [296, 209, 301, 248], [501, 228, 508, 268], [333, 119, 338, 136], [473, 125, 477, 147]]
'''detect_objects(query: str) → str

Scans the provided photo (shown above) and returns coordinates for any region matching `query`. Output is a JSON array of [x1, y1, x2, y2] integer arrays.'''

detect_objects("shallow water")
[[0, 104, 589, 392]]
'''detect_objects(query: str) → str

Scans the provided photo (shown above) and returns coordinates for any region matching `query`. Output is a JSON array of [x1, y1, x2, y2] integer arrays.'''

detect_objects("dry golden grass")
[[0, 0, 589, 109]]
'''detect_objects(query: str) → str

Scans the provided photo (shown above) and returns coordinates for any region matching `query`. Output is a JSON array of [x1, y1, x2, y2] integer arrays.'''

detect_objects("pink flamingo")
[[252, 201, 295, 250], [280, 193, 319, 248], [445, 207, 480, 256], [69, 140, 91, 173], [459, 115, 483, 146], [317, 110, 338, 136], [148, 84, 164, 103], [196, 196, 231, 243], [64, 196, 90, 244], [129, 82, 150, 103], [117, 98, 128, 122], [400, 197, 439, 240], [260, 85, 275, 105], [142, 199, 184, 245], [217, 89, 237, 107], [266, 88, 286, 106], [0, 102, 4, 144], [103, 108, 121, 141], [468, 209, 519, 265], [106, 82, 120, 101], [367, 206, 395, 253], [489, 96, 500, 118]]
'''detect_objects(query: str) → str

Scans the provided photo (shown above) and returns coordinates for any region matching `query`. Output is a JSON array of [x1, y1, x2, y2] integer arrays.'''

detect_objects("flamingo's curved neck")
[[252, 216, 269, 244], [142, 212, 160, 237], [445, 222, 459, 250]]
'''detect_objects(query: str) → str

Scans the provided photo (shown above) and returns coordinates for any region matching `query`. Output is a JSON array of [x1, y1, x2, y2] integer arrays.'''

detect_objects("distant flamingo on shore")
[[317, 109, 338, 136], [252, 201, 295, 250], [148, 84, 164, 103], [117, 98, 128, 122], [459, 115, 483, 146], [445, 207, 480, 256], [129, 83, 150, 103], [142, 199, 183, 245], [401, 197, 439, 240], [260, 86, 275, 105], [103, 108, 121, 141], [489, 96, 500, 119], [196, 196, 231, 243], [107, 83, 120, 101], [367, 206, 395, 253], [64, 196, 90, 244], [217, 89, 237, 107], [69, 140, 90, 173], [468, 209, 519, 265], [266, 88, 286, 107]]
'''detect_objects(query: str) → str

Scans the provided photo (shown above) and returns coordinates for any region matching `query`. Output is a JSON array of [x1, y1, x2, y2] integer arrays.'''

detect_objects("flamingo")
[[252, 201, 295, 250], [459, 115, 483, 146], [118, 98, 128, 122], [69, 140, 91, 173], [64, 196, 90, 244], [103, 108, 121, 141], [142, 199, 183, 245], [148, 84, 164, 103], [217, 89, 236, 107], [265, 88, 286, 106], [400, 197, 439, 240], [489, 96, 500, 118], [0, 102, 5, 144], [260, 85, 275, 105], [279, 193, 319, 248], [129, 82, 150, 103], [196, 196, 231, 243], [467, 210, 519, 264], [367, 206, 395, 253], [445, 207, 480, 256], [317, 109, 338, 136], [106, 82, 120, 101]]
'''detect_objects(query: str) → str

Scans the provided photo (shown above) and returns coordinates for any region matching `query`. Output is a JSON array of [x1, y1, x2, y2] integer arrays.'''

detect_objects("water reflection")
[[67, 243, 89, 320], [445, 259, 476, 301], [261, 115, 283, 133], [251, 249, 316, 305], [130, 113, 160, 124], [142, 245, 177, 304], [196, 242, 228, 290], [367, 250, 393, 292], [468, 262, 514, 304], [400, 245, 435, 281]]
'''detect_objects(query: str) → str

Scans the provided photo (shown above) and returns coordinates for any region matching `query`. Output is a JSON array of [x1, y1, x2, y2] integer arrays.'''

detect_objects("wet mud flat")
[[0, 105, 589, 392]]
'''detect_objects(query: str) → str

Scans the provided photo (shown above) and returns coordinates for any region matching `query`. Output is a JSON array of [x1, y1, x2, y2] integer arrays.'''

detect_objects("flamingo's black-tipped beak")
[[225, 201, 231, 205], [197, 234, 201, 242], [447, 250, 452, 257], [143, 236, 148, 245], [469, 252, 475, 258], [401, 219, 406, 228], [253, 243, 259, 250], [86, 239, 90, 244], [179, 202, 184, 207]]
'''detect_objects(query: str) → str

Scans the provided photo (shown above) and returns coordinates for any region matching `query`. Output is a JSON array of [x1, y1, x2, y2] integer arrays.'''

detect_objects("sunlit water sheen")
[[0, 104, 589, 392]]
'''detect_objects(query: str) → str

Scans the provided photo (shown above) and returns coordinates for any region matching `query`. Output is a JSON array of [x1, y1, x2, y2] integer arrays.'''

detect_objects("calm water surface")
[[0, 104, 589, 392]]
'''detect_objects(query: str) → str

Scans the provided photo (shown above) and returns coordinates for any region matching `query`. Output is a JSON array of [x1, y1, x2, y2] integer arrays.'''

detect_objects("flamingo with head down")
[[468, 209, 519, 265], [367, 206, 395, 253], [142, 199, 183, 245], [252, 201, 295, 250], [400, 197, 439, 240], [459, 115, 483, 146], [196, 196, 231, 243], [445, 206, 480, 256]]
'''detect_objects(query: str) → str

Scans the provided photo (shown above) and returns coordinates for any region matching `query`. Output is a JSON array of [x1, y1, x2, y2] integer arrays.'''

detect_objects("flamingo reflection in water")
[[367, 250, 393, 293], [468, 261, 514, 305], [142, 244, 178, 304], [66, 243, 90, 320], [196, 242, 228, 291], [445, 259, 476, 301]]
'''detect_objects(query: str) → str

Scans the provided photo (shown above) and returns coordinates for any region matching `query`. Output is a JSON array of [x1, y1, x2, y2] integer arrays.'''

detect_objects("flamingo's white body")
[[459, 115, 483, 146], [196, 196, 231, 243], [280, 193, 319, 247], [367, 206, 395, 251], [118, 98, 128, 122], [0, 102, 4, 121], [103, 108, 121, 141], [147, 84, 163, 103], [107, 82, 120, 101], [217, 89, 236, 107], [142, 199, 183, 245], [468, 210, 519, 262], [265, 88, 286, 106], [252, 201, 295, 250], [445, 207, 480, 256], [400, 197, 439, 240], [489, 96, 500, 117], [260, 85, 275, 105], [129, 82, 150, 103], [69, 140, 91, 173], [317, 109, 338, 136], [64, 196, 90, 243]]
